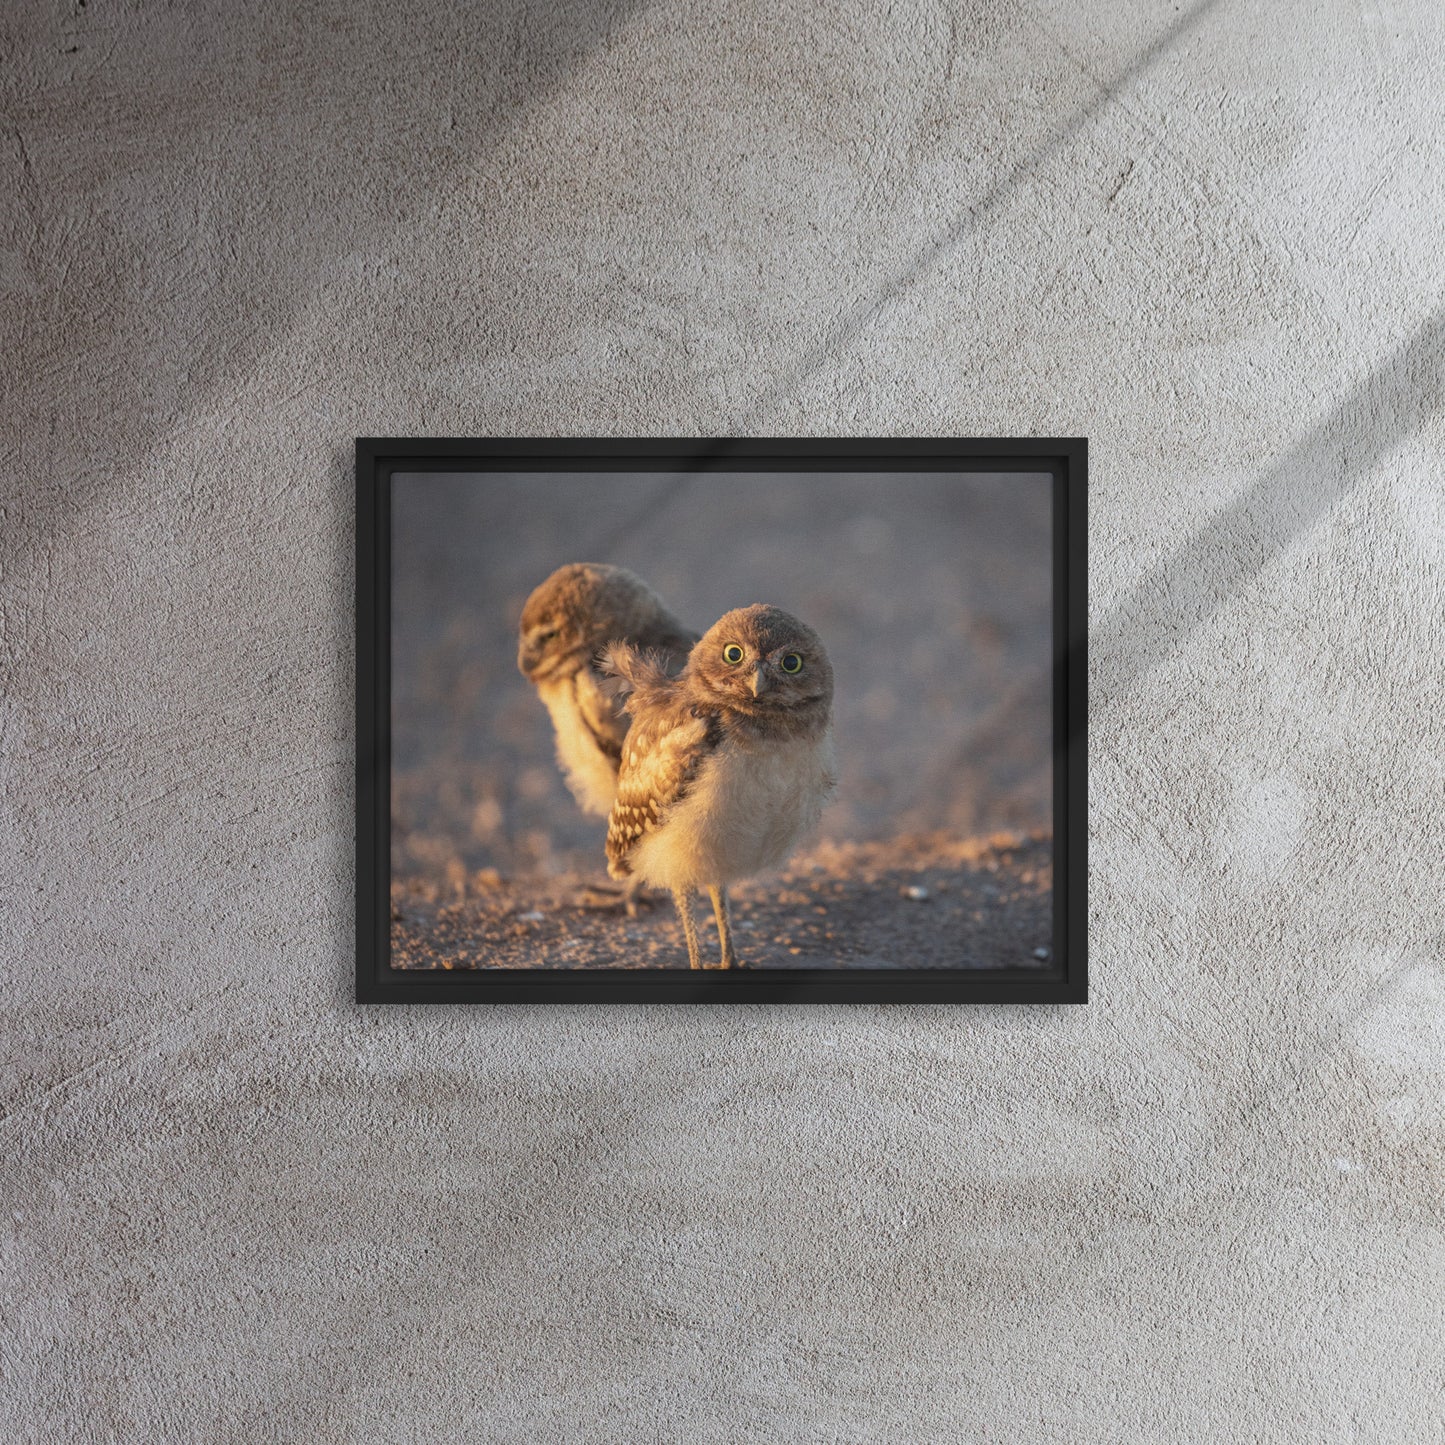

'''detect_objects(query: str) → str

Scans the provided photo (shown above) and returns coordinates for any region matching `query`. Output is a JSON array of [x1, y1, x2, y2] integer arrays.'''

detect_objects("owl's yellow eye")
[[722, 644, 744, 665], [780, 653, 803, 674]]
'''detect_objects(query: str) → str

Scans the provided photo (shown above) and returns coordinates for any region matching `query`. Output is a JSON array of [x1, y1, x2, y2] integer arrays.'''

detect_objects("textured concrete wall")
[[3, 0, 1442, 1439]]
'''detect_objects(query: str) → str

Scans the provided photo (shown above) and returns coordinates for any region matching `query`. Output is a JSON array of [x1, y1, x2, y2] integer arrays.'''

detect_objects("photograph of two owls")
[[519, 563, 836, 969], [389, 470, 1053, 971]]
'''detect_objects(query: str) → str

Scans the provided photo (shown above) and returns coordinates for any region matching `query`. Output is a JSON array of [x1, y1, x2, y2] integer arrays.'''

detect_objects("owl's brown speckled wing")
[[575, 622, 699, 776], [605, 707, 719, 879], [572, 666, 627, 767]]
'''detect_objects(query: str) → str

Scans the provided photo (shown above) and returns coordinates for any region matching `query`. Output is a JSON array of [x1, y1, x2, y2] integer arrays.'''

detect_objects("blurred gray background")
[[4, 0, 1443, 1439], [391, 471, 1052, 881]]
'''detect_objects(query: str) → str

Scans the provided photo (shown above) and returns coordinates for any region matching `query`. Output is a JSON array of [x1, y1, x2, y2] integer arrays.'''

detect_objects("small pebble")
[[1033, 946, 1051, 961], [903, 885, 930, 902], [518, 910, 544, 923]]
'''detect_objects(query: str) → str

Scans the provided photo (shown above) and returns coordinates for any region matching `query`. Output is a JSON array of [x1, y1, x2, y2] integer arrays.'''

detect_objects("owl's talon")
[[571, 881, 655, 915], [572, 886, 626, 911]]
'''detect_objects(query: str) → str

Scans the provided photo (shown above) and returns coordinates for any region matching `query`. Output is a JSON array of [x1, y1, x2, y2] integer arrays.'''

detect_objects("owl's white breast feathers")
[[624, 729, 836, 893]]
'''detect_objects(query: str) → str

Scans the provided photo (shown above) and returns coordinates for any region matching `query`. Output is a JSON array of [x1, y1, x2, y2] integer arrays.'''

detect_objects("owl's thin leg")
[[708, 885, 737, 969], [673, 888, 702, 970]]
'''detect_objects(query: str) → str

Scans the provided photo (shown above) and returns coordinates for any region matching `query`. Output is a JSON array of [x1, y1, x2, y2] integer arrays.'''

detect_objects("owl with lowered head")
[[518, 561, 696, 823], [603, 604, 837, 969]]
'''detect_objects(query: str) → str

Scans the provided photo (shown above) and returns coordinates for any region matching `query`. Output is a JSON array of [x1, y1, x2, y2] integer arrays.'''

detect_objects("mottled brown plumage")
[[517, 563, 696, 820], [604, 604, 837, 968]]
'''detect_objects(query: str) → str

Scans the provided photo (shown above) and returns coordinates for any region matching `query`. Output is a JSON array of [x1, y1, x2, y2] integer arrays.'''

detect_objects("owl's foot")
[[572, 879, 656, 918]]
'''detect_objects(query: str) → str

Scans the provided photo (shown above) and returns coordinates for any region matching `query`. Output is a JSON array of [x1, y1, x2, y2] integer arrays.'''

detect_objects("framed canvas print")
[[356, 438, 1086, 1004]]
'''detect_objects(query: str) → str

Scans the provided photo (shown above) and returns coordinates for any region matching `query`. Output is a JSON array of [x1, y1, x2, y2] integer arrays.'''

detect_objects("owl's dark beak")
[[749, 664, 770, 697], [518, 641, 540, 676]]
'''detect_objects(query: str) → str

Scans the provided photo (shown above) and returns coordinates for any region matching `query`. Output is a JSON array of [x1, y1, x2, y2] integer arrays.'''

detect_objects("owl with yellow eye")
[[603, 604, 837, 969]]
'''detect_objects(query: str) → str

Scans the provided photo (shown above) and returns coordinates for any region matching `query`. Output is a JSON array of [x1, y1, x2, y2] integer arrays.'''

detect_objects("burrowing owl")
[[603, 604, 837, 969], [518, 562, 696, 819]]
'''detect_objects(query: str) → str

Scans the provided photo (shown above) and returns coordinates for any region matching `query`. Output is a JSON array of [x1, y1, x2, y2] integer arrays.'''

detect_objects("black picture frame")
[[357, 438, 1087, 1004]]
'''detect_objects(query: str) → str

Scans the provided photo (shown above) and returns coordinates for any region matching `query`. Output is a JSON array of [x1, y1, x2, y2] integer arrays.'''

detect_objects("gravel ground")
[[391, 831, 1052, 970]]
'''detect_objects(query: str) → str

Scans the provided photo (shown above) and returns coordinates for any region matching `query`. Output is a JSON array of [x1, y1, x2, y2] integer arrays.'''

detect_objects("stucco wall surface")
[[2, 1, 1442, 1440]]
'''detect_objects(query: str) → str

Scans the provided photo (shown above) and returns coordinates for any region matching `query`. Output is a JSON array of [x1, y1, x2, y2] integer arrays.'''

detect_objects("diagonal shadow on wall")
[[591, 0, 1228, 555], [1091, 307, 1445, 718], [2, 0, 650, 575], [729, 0, 1228, 430]]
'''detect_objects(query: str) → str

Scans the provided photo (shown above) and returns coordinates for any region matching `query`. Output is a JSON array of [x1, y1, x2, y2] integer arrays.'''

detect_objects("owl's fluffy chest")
[[537, 672, 623, 819], [630, 729, 836, 892]]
